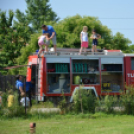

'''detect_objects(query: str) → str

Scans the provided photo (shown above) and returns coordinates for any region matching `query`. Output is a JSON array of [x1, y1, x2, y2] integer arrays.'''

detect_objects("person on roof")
[[90, 29, 101, 53], [79, 26, 89, 55], [42, 25, 57, 52], [38, 33, 50, 55]]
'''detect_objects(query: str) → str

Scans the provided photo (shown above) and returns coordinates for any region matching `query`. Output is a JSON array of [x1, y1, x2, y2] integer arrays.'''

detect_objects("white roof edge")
[[125, 54, 134, 56]]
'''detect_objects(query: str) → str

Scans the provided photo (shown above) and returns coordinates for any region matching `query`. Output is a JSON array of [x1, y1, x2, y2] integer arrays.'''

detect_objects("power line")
[[99, 18, 134, 20], [59, 18, 134, 20]]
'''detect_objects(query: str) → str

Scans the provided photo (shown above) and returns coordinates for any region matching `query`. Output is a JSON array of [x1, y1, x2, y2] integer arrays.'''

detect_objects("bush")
[[1, 92, 8, 108], [120, 85, 134, 115], [0, 92, 26, 117], [95, 95, 118, 114], [104, 95, 114, 113], [72, 86, 96, 114]]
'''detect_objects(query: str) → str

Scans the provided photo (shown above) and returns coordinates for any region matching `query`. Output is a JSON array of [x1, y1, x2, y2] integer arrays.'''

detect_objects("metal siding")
[[46, 58, 70, 63], [101, 58, 123, 64]]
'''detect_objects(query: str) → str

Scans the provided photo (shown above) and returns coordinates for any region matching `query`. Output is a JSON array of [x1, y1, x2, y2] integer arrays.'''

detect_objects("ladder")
[[35, 55, 44, 102]]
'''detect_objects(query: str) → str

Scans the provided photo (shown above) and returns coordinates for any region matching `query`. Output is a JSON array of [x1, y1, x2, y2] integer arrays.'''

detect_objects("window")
[[131, 58, 134, 70]]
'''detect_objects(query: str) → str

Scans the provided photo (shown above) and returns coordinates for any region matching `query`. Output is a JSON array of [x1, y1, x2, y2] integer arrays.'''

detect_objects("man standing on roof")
[[42, 25, 57, 52]]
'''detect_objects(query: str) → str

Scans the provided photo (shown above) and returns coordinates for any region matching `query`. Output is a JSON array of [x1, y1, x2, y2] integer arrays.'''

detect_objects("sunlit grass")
[[0, 114, 134, 134]]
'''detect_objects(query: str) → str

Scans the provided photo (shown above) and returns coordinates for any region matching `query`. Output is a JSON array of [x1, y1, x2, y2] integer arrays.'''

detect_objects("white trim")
[[70, 86, 98, 102]]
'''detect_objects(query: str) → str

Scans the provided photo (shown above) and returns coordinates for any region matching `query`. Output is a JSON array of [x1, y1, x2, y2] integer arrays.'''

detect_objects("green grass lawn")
[[1, 114, 134, 134]]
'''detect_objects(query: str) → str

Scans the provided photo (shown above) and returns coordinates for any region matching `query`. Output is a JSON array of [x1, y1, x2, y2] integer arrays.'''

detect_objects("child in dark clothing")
[[90, 29, 101, 52]]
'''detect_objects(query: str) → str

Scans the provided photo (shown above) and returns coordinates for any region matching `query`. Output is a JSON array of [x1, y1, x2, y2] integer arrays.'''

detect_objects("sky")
[[0, 0, 134, 44]]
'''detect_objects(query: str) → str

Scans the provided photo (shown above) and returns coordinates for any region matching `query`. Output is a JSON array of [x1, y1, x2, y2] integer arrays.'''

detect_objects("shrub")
[[1, 92, 8, 108], [120, 85, 134, 115], [0, 91, 26, 117], [73, 86, 96, 114], [104, 95, 114, 113]]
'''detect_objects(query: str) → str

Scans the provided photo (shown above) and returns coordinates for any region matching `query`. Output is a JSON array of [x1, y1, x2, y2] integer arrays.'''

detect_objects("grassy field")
[[1, 114, 134, 134]]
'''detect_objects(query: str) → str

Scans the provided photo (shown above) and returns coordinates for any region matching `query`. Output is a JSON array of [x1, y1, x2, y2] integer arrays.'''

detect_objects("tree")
[[13, 9, 33, 44], [53, 15, 113, 49], [0, 10, 31, 74], [17, 15, 132, 70], [126, 44, 134, 53], [25, 0, 59, 31], [112, 32, 131, 51]]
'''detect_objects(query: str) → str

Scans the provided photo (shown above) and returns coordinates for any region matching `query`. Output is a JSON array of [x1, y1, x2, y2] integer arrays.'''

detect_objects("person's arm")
[[80, 33, 82, 43], [97, 34, 101, 39], [49, 32, 55, 39], [19, 86, 23, 93], [19, 83, 24, 93], [38, 36, 41, 39], [90, 34, 94, 39]]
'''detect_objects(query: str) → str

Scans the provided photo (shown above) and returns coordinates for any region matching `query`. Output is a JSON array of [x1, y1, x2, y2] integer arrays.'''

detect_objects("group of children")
[[0, 90, 30, 108], [38, 26, 101, 55], [79, 26, 101, 54]]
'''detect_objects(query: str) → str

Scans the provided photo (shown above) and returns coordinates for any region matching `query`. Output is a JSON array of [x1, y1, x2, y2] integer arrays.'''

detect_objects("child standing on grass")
[[7, 90, 14, 108], [38, 33, 50, 55], [90, 29, 101, 53], [79, 26, 89, 55], [20, 94, 30, 108]]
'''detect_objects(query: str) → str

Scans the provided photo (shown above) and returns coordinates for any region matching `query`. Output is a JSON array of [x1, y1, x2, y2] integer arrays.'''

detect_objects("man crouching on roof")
[[41, 25, 57, 52]]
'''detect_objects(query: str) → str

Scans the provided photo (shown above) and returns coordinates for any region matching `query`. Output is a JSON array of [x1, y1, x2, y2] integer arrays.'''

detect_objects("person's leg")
[[18, 90, 21, 106], [45, 45, 48, 52], [38, 45, 43, 55], [54, 45, 57, 52], [94, 39, 98, 52], [45, 39, 50, 52], [92, 45, 95, 52], [95, 45, 97, 52], [79, 47, 83, 54], [52, 35, 57, 52], [27, 90, 32, 107], [84, 47, 87, 53]]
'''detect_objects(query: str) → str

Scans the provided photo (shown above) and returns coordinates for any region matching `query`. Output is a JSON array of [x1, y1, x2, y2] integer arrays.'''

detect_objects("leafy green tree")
[[112, 32, 131, 51], [53, 15, 113, 49], [13, 9, 33, 44], [128, 45, 134, 53], [0, 10, 14, 73], [9, 33, 40, 75], [25, 0, 59, 31], [17, 15, 132, 70], [0, 10, 31, 74]]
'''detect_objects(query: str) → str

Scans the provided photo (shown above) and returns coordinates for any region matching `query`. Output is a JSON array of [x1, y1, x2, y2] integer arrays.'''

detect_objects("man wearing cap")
[[42, 25, 57, 52]]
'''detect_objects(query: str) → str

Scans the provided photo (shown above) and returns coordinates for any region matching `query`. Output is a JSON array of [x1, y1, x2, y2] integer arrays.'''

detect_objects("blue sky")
[[0, 0, 134, 44]]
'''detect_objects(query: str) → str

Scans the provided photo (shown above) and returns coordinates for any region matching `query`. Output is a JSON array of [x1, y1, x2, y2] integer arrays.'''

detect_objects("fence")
[[0, 75, 16, 91]]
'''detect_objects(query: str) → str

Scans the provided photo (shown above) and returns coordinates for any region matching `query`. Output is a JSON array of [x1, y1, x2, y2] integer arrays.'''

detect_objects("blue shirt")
[[16, 80, 23, 90], [26, 82, 35, 92], [42, 25, 56, 37]]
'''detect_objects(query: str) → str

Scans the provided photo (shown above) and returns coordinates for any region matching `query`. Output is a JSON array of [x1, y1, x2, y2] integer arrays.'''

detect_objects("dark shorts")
[[92, 39, 98, 45]]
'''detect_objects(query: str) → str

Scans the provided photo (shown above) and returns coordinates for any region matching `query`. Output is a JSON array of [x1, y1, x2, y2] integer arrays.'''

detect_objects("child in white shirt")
[[79, 26, 89, 55]]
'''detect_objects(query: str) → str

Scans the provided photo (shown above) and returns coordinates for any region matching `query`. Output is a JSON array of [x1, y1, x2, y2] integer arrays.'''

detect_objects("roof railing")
[[31, 48, 123, 56]]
